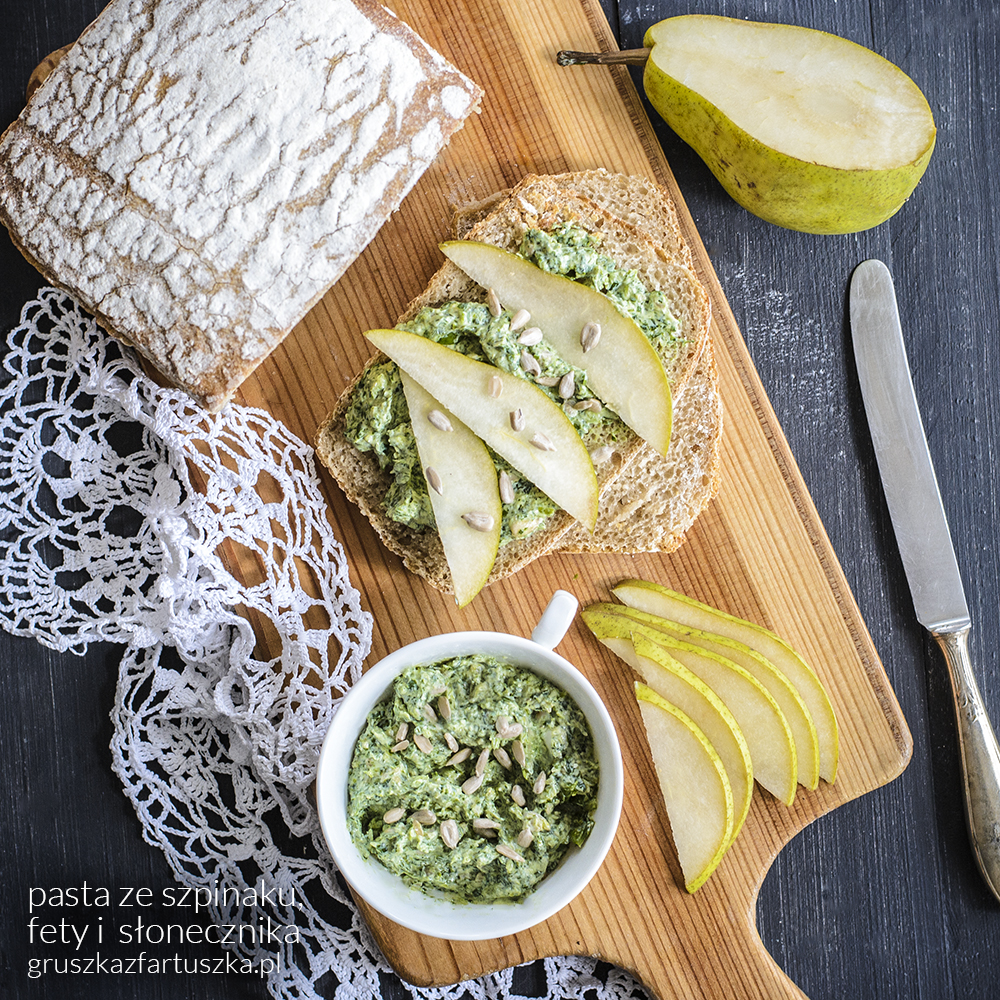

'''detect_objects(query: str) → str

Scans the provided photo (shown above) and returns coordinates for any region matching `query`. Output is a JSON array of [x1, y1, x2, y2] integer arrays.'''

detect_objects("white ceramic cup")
[[315, 590, 624, 941]]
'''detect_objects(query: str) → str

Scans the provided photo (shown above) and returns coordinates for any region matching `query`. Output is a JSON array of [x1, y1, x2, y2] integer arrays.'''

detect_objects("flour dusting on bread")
[[0, 0, 482, 411]]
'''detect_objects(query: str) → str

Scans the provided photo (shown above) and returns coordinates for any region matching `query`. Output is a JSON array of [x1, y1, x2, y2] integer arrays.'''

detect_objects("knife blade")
[[850, 258, 1000, 902]]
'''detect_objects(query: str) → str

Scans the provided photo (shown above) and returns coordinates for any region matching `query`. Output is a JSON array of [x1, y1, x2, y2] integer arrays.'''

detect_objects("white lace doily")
[[1, 288, 649, 1000]]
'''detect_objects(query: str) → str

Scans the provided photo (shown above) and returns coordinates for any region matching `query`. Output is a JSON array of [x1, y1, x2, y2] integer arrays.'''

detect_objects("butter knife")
[[850, 258, 1000, 901]]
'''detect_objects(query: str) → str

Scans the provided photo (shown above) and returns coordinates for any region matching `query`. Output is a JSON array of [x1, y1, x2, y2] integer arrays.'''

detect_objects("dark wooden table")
[[2, 1, 999, 998]]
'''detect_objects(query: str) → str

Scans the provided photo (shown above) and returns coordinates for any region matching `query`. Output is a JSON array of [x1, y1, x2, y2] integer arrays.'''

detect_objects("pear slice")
[[582, 612, 753, 849], [366, 329, 598, 529], [613, 579, 839, 783], [587, 603, 797, 805], [440, 240, 672, 455], [635, 682, 734, 892], [642, 15, 936, 234], [399, 371, 501, 607], [607, 587, 820, 790]]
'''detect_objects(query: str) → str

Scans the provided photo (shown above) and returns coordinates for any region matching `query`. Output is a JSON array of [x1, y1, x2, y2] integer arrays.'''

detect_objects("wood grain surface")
[[200, 0, 912, 995], [8, 2, 1000, 1000]]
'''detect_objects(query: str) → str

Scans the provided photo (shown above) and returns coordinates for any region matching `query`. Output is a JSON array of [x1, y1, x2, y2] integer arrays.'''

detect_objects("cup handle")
[[531, 590, 579, 650]]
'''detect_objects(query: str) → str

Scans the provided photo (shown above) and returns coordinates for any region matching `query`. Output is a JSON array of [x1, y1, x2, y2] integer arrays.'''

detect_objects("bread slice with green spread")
[[315, 171, 717, 597]]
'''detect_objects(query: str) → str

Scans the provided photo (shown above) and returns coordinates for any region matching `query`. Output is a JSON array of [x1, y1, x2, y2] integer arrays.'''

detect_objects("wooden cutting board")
[[38, 0, 910, 996]]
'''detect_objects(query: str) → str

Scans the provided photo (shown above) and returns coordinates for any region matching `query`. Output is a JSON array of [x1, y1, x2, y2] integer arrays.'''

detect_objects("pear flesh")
[[440, 240, 672, 455], [642, 15, 936, 233], [365, 329, 599, 530], [635, 682, 734, 893], [585, 603, 797, 805], [399, 372, 501, 608], [583, 610, 753, 850], [612, 579, 839, 783]]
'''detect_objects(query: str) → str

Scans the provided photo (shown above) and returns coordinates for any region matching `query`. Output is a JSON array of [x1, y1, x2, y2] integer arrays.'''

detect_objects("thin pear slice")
[[643, 15, 935, 234], [613, 579, 839, 783], [440, 240, 672, 455], [607, 589, 820, 790], [366, 329, 598, 529], [585, 607, 752, 846], [635, 682, 733, 892], [587, 604, 796, 805], [608, 628, 752, 849], [399, 371, 500, 607], [656, 620, 817, 789]]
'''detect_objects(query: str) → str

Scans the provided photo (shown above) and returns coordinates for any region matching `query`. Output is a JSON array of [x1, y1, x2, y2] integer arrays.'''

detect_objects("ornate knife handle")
[[934, 625, 1000, 901]]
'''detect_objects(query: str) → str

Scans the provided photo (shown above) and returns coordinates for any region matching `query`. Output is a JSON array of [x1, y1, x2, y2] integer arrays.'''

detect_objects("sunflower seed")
[[475, 748, 490, 776], [411, 808, 436, 825], [383, 807, 405, 824], [427, 409, 453, 432], [425, 466, 443, 495], [422, 702, 438, 722], [395, 722, 409, 742], [511, 739, 526, 767], [462, 512, 495, 532], [440, 819, 461, 849], [516, 827, 534, 849], [511, 784, 526, 807], [462, 773, 484, 794], [558, 372, 576, 399], [413, 733, 433, 754], [473, 817, 500, 831], [437, 694, 451, 721], [517, 326, 543, 346], [444, 731, 460, 753], [498, 470, 514, 504], [574, 397, 602, 413], [590, 445, 615, 464], [533, 771, 547, 795], [496, 716, 523, 740], [493, 747, 512, 769], [391, 740, 409, 753], [535, 375, 560, 387], [487, 287, 502, 317], [496, 844, 526, 863], [509, 408, 525, 432], [488, 374, 503, 398], [581, 321, 601, 352], [510, 308, 531, 331], [445, 747, 471, 766], [520, 350, 541, 376], [530, 432, 556, 452]]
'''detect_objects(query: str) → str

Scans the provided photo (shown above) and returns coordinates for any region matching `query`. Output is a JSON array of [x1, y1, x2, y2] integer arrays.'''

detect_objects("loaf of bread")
[[0, 0, 482, 411], [315, 170, 720, 595]]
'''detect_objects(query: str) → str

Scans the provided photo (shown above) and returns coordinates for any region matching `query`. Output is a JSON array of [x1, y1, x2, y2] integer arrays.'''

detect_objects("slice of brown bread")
[[0, 0, 482, 412], [315, 171, 716, 594], [557, 339, 722, 554]]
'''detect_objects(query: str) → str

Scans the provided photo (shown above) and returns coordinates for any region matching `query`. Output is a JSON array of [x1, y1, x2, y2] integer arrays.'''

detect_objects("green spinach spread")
[[346, 654, 600, 904], [342, 222, 681, 542]]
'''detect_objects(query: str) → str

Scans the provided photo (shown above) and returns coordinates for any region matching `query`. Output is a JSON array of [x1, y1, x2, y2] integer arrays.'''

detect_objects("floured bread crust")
[[0, 0, 482, 411]]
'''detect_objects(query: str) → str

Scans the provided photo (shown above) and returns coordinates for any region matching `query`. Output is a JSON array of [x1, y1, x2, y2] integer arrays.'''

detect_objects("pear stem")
[[556, 48, 651, 67]]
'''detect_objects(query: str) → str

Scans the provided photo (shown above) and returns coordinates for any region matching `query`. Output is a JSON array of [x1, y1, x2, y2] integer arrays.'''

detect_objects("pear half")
[[642, 15, 936, 234], [399, 372, 501, 607], [613, 579, 839, 783], [366, 329, 598, 529], [440, 240, 672, 455], [635, 682, 734, 892]]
